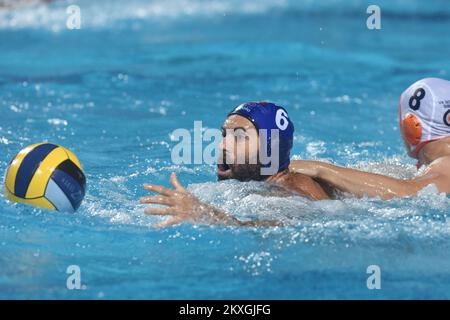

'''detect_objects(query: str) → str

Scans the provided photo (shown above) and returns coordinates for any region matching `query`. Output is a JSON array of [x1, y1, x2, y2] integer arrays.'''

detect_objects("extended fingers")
[[140, 195, 173, 206], [153, 216, 186, 228], [170, 172, 187, 192], [144, 207, 175, 215], [143, 183, 173, 196]]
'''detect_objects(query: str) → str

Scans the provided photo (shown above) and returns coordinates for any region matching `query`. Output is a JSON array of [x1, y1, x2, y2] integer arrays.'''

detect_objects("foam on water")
[[1, 0, 450, 31], [63, 155, 450, 250], [0, 0, 289, 31]]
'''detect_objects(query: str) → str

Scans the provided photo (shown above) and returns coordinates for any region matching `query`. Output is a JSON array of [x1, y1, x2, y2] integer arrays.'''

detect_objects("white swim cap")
[[398, 77, 450, 158]]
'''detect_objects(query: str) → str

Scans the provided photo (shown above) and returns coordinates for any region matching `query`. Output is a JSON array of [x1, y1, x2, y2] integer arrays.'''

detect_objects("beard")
[[217, 163, 265, 182], [230, 163, 265, 181], [217, 149, 267, 182]]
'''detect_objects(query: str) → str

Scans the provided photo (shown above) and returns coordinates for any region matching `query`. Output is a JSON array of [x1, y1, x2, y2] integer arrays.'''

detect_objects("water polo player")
[[140, 102, 330, 227], [291, 77, 450, 199]]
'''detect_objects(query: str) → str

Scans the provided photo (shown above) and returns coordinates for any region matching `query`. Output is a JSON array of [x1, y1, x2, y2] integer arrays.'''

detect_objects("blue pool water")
[[1, 0, 450, 299]]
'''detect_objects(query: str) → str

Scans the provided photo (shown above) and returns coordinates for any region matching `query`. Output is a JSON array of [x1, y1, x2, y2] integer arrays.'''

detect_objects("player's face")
[[217, 115, 263, 181]]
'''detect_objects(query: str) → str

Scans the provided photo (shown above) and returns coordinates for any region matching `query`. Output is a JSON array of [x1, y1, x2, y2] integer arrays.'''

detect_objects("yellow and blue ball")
[[4, 143, 86, 213]]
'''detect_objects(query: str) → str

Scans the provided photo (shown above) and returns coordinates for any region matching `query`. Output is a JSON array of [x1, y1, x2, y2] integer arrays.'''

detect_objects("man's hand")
[[140, 172, 283, 228], [140, 172, 207, 228]]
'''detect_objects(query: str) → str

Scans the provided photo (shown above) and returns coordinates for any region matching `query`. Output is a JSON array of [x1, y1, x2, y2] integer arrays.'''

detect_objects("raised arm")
[[140, 173, 282, 228], [290, 159, 449, 199]]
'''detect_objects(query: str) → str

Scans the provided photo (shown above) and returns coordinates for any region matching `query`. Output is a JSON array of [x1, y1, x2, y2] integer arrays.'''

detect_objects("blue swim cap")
[[228, 102, 294, 173]]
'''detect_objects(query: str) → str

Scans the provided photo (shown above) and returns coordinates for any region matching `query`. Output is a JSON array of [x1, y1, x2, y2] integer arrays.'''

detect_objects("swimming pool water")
[[1, 0, 450, 299]]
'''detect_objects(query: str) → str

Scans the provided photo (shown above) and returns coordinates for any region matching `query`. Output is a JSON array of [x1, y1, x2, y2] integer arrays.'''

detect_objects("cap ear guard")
[[401, 113, 422, 146]]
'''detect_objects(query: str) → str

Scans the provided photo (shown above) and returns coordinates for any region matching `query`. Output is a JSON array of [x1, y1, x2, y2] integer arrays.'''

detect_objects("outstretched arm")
[[140, 173, 282, 228], [290, 160, 448, 199]]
